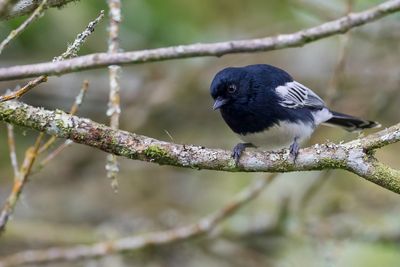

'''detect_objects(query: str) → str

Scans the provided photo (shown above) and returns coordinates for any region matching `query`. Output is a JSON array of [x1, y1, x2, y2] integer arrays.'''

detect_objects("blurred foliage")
[[0, 0, 400, 266]]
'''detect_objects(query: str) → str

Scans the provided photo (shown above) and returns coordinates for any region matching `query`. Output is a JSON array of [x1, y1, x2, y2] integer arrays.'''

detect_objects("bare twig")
[[68, 80, 89, 115], [0, 0, 399, 81], [0, 10, 104, 102], [105, 0, 122, 192], [0, 0, 78, 20], [6, 123, 19, 177], [38, 140, 72, 168], [0, 0, 48, 55], [0, 133, 43, 233], [0, 174, 277, 266], [0, 76, 47, 102], [0, 101, 399, 193]]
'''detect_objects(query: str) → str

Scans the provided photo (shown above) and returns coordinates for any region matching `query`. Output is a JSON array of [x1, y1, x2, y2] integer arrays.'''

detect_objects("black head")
[[209, 65, 297, 134], [210, 67, 252, 110], [210, 64, 293, 111]]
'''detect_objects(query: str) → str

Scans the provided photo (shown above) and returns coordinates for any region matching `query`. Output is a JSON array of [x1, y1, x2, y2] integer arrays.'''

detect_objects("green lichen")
[[227, 160, 239, 170], [0, 103, 28, 127], [144, 145, 178, 166], [371, 163, 400, 194], [319, 158, 343, 169]]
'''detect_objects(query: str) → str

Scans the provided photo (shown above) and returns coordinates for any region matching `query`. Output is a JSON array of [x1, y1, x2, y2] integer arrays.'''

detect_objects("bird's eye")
[[227, 84, 237, 93]]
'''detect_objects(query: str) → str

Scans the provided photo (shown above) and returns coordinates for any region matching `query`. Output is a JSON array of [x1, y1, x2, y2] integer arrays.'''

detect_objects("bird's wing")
[[275, 81, 326, 109]]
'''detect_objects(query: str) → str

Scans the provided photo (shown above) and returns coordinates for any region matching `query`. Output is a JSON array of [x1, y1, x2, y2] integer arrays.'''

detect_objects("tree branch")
[[0, 0, 399, 81], [0, 0, 47, 55], [0, 174, 277, 266], [0, 100, 399, 193], [0, 0, 78, 20]]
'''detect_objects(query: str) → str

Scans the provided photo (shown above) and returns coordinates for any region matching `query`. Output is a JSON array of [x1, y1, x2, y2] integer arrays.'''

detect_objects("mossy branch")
[[0, 100, 399, 194]]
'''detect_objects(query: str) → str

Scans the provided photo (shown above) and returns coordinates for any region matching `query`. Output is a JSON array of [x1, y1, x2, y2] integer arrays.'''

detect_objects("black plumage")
[[210, 64, 380, 164]]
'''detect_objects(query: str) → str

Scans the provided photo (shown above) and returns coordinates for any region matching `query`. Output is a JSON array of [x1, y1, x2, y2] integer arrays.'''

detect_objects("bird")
[[210, 64, 380, 165]]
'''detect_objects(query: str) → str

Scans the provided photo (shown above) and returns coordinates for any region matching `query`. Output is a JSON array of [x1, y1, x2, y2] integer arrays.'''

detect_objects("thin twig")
[[0, 0, 48, 55], [105, 0, 121, 192], [6, 123, 19, 177], [0, 76, 47, 102], [0, 10, 104, 103], [0, 174, 277, 266], [38, 140, 73, 168], [0, 133, 43, 233], [0, 0, 399, 81]]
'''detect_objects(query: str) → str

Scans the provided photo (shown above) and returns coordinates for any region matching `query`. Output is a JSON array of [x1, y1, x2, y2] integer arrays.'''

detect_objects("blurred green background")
[[0, 0, 400, 266]]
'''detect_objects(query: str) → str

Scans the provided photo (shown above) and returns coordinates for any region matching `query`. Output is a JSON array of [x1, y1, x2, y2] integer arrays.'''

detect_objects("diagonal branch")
[[0, 174, 277, 266], [0, 100, 399, 193], [0, 0, 78, 20], [0, 0, 48, 55], [0, 0, 399, 81]]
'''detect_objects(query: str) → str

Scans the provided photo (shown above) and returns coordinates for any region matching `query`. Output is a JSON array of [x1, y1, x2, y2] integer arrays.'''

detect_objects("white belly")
[[238, 121, 315, 150]]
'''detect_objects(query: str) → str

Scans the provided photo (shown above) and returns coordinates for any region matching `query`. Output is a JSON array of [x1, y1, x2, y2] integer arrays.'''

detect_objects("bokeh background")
[[0, 0, 400, 266]]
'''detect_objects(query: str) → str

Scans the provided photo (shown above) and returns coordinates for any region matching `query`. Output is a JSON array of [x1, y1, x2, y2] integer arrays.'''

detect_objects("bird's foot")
[[289, 137, 300, 161], [232, 143, 254, 166]]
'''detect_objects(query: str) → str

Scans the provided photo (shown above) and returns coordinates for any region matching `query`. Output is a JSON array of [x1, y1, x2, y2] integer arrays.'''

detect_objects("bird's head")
[[209, 67, 251, 110]]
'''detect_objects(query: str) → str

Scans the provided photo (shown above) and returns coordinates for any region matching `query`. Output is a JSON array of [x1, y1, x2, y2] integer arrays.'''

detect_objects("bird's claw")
[[231, 143, 252, 166], [289, 138, 300, 161]]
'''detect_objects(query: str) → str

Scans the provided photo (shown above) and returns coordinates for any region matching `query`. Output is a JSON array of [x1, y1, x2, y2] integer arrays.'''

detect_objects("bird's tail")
[[324, 110, 381, 132]]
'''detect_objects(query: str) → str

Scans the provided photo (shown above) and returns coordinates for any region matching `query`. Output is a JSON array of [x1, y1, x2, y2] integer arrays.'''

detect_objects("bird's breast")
[[238, 120, 314, 150]]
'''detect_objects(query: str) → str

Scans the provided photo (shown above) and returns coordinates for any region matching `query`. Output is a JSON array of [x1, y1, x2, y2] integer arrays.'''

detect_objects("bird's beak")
[[213, 97, 228, 110]]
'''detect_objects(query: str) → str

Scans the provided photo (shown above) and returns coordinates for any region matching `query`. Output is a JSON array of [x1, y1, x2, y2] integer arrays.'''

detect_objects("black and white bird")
[[210, 64, 380, 164]]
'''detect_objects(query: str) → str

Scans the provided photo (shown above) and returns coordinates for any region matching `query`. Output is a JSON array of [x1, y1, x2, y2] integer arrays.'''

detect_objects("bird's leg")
[[289, 137, 300, 161], [232, 143, 255, 166]]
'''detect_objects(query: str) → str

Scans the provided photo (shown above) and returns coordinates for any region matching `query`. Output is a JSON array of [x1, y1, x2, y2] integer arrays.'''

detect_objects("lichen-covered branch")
[[0, 174, 277, 267], [0, 100, 399, 194], [0, 0, 47, 55], [0, 0, 400, 81], [0, 0, 78, 20]]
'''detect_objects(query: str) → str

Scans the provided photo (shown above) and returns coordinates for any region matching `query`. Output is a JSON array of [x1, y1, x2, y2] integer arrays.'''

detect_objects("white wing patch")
[[276, 81, 326, 109]]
